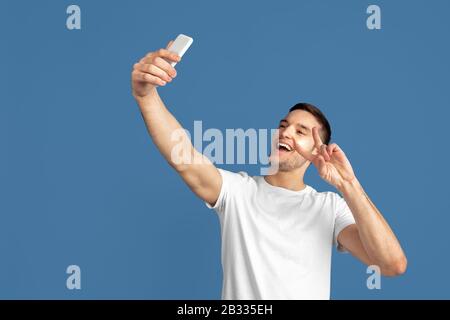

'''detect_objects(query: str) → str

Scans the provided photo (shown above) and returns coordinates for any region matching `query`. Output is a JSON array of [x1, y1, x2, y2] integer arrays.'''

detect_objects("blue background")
[[1, 0, 449, 299]]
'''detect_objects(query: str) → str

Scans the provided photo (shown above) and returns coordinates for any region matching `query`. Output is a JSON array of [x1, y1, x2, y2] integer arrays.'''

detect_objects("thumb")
[[166, 40, 174, 49]]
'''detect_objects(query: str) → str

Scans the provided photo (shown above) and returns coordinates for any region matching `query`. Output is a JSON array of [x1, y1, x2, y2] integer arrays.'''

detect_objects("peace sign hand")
[[294, 127, 356, 190]]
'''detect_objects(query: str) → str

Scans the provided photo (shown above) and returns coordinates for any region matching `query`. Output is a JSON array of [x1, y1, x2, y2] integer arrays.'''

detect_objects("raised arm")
[[294, 127, 407, 276], [131, 40, 221, 206]]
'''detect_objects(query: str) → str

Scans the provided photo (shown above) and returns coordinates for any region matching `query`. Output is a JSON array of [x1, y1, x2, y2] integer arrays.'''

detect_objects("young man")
[[130, 40, 407, 300]]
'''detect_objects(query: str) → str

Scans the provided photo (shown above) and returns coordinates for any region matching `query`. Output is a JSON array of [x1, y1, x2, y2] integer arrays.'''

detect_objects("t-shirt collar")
[[259, 176, 313, 196]]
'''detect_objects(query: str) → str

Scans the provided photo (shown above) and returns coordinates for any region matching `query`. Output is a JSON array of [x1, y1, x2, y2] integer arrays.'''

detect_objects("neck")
[[264, 167, 307, 192]]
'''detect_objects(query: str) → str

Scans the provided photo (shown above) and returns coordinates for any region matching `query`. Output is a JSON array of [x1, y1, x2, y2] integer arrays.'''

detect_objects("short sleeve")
[[205, 169, 249, 215], [333, 193, 356, 252]]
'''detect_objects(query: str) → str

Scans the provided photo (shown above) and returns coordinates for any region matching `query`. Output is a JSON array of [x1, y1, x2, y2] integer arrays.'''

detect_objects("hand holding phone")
[[166, 34, 193, 67], [131, 34, 193, 99]]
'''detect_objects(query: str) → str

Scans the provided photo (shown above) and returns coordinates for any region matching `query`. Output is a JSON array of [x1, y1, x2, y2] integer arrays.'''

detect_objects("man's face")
[[270, 109, 322, 172]]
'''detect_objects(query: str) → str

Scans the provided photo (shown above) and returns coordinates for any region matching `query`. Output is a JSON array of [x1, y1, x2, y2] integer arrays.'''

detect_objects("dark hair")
[[289, 103, 332, 144]]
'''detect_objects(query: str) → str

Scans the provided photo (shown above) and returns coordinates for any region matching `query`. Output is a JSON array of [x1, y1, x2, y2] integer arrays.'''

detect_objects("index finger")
[[155, 48, 181, 63], [312, 127, 324, 149], [166, 40, 174, 49]]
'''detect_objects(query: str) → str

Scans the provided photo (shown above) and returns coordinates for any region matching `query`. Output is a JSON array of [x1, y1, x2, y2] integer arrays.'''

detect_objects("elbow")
[[381, 256, 408, 277], [171, 161, 188, 173], [393, 255, 408, 276]]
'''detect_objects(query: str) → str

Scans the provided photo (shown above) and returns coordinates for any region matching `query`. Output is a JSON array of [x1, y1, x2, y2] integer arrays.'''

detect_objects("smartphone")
[[167, 34, 193, 67]]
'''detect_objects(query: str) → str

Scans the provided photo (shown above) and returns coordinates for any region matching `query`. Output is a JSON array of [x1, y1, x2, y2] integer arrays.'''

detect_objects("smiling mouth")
[[277, 142, 294, 152]]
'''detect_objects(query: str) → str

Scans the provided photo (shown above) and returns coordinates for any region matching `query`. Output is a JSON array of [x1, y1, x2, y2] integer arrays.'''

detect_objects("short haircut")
[[289, 103, 332, 144]]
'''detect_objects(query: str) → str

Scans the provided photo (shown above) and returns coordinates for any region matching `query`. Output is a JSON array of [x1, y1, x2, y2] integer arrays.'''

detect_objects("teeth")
[[278, 142, 292, 151]]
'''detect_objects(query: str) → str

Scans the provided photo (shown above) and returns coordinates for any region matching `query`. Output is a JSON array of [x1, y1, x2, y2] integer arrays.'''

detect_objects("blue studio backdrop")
[[1, 0, 449, 299]]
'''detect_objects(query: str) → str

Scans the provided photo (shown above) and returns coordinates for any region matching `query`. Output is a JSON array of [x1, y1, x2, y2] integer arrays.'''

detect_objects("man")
[[130, 40, 407, 300]]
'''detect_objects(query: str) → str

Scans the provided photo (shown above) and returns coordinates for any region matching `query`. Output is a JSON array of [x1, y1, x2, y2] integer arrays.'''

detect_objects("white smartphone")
[[166, 34, 193, 67]]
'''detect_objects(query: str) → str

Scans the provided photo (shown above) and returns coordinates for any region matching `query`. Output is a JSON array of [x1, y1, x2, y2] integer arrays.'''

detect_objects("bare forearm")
[[130, 44, 222, 205], [339, 179, 407, 273], [135, 89, 193, 170]]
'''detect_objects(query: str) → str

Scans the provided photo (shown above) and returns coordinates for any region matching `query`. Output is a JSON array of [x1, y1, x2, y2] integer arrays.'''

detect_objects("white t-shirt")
[[206, 169, 356, 300]]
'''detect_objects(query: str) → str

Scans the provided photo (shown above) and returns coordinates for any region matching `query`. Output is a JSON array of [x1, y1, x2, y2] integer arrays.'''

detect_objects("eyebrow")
[[279, 119, 311, 132]]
